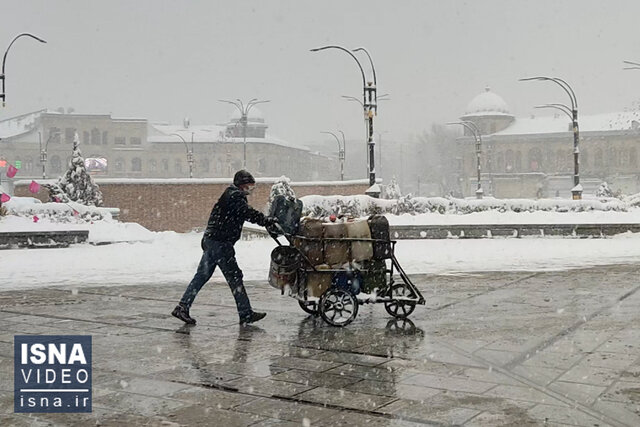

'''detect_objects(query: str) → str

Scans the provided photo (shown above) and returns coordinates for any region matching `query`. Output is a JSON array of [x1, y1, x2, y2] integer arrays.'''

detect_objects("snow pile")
[[301, 194, 627, 218], [2, 196, 112, 223]]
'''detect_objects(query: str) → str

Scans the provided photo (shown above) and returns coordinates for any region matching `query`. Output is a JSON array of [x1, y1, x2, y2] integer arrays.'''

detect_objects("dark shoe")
[[172, 304, 196, 324], [240, 311, 266, 325]]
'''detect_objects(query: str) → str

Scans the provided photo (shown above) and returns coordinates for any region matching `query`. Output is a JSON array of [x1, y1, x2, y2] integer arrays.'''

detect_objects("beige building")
[[0, 108, 334, 183], [456, 88, 640, 198]]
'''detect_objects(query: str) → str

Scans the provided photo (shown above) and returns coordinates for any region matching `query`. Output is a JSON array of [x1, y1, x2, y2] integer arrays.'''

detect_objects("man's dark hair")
[[233, 170, 255, 187]]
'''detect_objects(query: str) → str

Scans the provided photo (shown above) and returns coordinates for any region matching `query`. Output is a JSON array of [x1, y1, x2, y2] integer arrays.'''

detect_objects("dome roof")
[[464, 87, 512, 117]]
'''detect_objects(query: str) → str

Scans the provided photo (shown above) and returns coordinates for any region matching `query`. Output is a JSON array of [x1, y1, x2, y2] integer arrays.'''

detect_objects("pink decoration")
[[6, 164, 18, 178], [33, 215, 39, 223], [54, 196, 61, 203], [73, 209, 79, 217], [0, 193, 9, 203], [29, 180, 41, 194]]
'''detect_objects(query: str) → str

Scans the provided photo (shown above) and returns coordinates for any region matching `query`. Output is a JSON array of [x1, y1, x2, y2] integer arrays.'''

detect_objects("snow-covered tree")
[[384, 176, 402, 199], [43, 182, 70, 203], [54, 132, 103, 206], [596, 182, 614, 198]]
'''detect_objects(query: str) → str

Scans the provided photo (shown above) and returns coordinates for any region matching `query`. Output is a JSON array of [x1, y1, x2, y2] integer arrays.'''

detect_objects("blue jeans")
[[180, 239, 252, 320]]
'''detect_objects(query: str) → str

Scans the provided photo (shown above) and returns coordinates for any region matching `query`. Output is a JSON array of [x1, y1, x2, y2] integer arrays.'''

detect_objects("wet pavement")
[[1, 264, 640, 426]]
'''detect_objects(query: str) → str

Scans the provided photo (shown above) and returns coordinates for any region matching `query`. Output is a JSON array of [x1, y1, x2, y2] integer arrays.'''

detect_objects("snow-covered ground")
[[2, 225, 640, 291], [4, 197, 640, 292]]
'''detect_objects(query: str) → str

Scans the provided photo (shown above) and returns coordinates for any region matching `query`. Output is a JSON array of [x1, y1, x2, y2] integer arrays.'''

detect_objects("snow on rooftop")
[[148, 123, 309, 150], [494, 110, 640, 136], [0, 109, 44, 139]]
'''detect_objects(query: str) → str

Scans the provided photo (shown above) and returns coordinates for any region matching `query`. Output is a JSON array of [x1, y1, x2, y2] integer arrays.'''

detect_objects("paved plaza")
[[1, 264, 640, 426]]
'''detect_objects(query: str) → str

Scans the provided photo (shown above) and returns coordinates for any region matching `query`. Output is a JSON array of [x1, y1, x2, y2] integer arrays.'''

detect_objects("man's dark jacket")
[[204, 185, 267, 244]]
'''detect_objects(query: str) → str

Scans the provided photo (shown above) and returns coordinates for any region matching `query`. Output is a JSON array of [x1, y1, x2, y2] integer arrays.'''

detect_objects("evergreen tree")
[[55, 132, 103, 206], [384, 176, 402, 199]]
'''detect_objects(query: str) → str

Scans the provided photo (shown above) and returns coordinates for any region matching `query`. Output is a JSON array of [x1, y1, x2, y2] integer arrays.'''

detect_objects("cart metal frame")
[[270, 228, 425, 327]]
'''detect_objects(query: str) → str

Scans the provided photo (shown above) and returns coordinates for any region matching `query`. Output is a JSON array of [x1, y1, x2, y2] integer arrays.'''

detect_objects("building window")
[[131, 157, 142, 172], [258, 157, 266, 173], [102, 131, 108, 145], [83, 131, 90, 145], [175, 158, 183, 174], [528, 148, 542, 172], [25, 157, 33, 172], [50, 155, 62, 173], [91, 128, 100, 145], [505, 150, 514, 172], [496, 152, 504, 173], [200, 158, 210, 173], [48, 127, 61, 144], [149, 159, 157, 172], [162, 159, 169, 172], [64, 128, 75, 143], [130, 137, 141, 145], [114, 137, 126, 145], [115, 158, 124, 172], [631, 148, 638, 167]]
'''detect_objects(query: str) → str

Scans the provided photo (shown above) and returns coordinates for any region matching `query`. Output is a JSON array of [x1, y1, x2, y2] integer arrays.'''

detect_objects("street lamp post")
[[520, 76, 581, 199], [311, 45, 379, 189], [1, 33, 47, 107], [171, 133, 194, 178], [219, 98, 270, 169], [321, 131, 345, 181], [38, 130, 60, 179], [447, 121, 484, 199]]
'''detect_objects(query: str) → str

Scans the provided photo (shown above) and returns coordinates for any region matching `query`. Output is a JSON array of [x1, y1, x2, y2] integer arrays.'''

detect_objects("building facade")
[[0, 108, 335, 183], [456, 88, 640, 198]]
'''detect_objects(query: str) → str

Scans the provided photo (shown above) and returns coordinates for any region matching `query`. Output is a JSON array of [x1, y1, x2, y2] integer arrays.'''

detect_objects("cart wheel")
[[298, 300, 318, 316], [319, 288, 358, 327], [384, 284, 417, 319]]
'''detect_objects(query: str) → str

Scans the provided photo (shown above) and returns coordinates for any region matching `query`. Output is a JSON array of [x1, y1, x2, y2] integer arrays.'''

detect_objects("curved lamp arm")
[[520, 76, 577, 111], [170, 133, 189, 154], [352, 47, 377, 86], [311, 45, 366, 89], [535, 104, 573, 120]]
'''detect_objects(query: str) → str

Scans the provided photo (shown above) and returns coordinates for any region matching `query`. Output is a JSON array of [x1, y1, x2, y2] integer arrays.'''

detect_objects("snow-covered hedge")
[[2, 197, 113, 223], [300, 194, 628, 218]]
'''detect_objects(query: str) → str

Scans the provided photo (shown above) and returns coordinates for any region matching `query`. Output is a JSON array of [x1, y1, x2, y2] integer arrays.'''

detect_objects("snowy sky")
[[3, 0, 640, 145]]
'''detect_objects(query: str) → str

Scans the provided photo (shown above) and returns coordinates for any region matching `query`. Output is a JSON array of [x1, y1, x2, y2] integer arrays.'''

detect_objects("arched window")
[[528, 148, 543, 172], [631, 147, 637, 167], [25, 157, 34, 172], [556, 149, 565, 172], [175, 158, 183, 174], [131, 158, 142, 172], [50, 155, 62, 173], [505, 150, 514, 172], [148, 159, 157, 172], [515, 151, 522, 172], [496, 152, 504, 173], [114, 158, 124, 172], [162, 159, 169, 172]]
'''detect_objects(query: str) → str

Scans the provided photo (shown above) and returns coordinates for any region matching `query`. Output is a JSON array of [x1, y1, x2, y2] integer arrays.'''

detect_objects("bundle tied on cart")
[[267, 194, 392, 296], [267, 195, 424, 327]]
